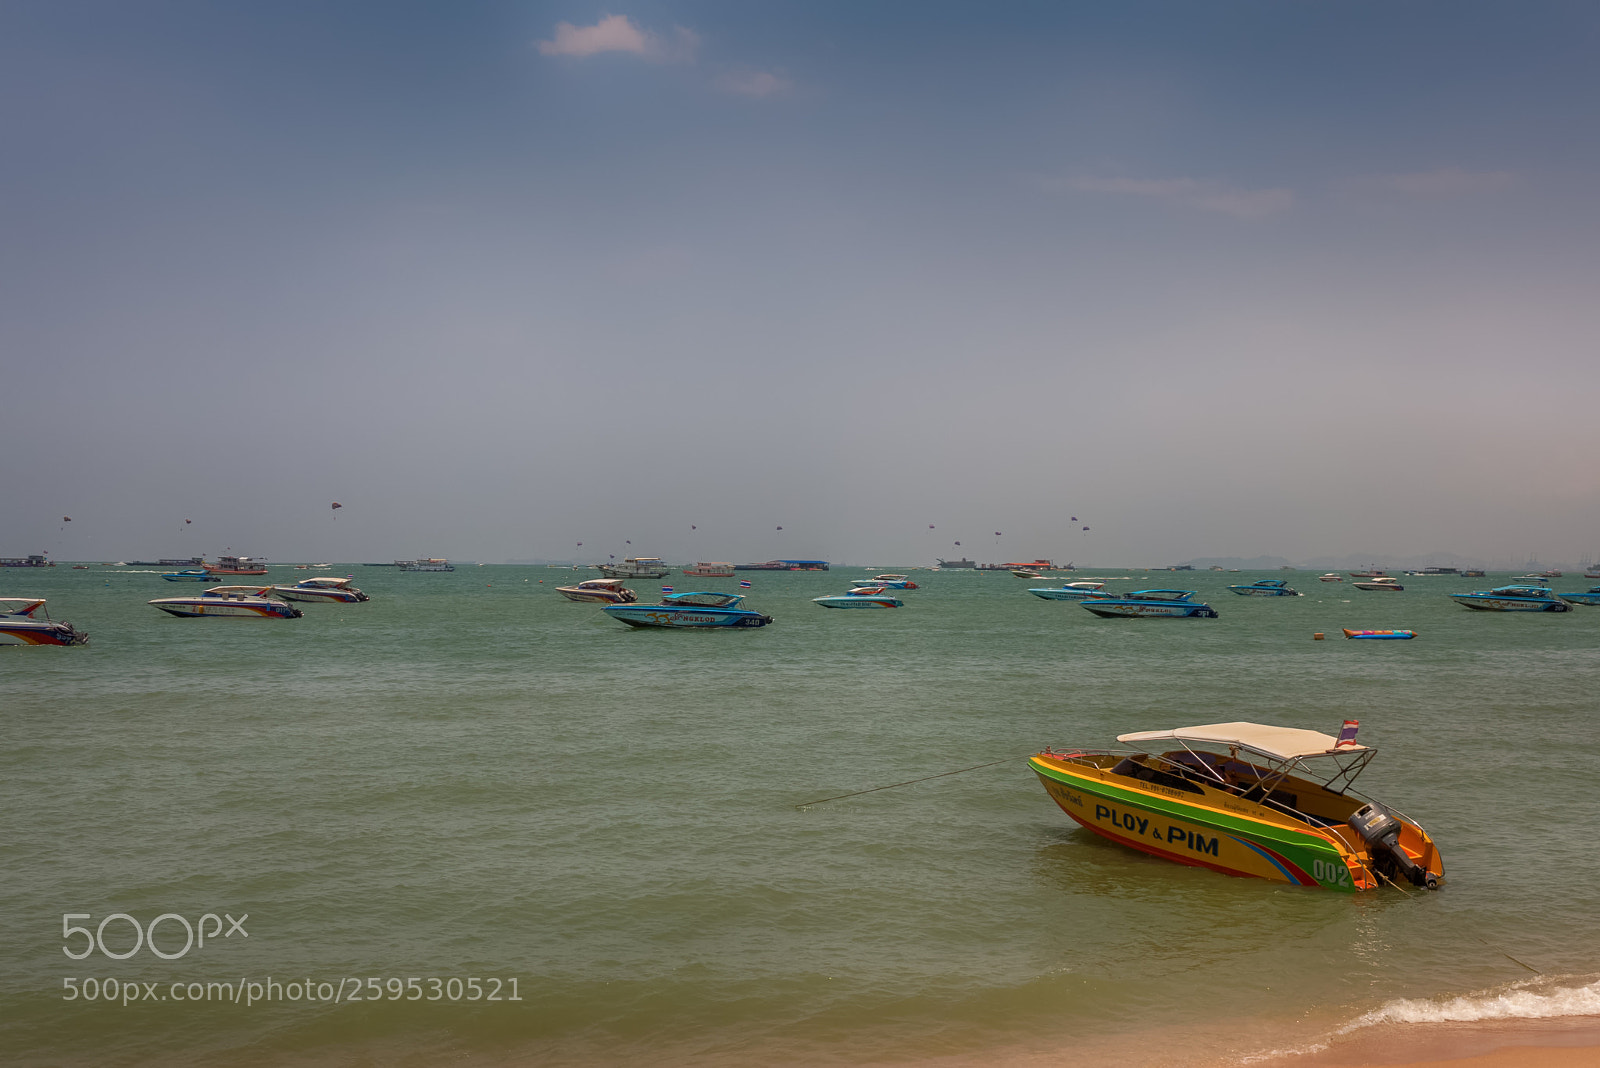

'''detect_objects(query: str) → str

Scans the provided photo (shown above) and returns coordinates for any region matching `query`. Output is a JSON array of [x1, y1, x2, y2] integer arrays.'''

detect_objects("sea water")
[[2, 566, 1598, 1066]]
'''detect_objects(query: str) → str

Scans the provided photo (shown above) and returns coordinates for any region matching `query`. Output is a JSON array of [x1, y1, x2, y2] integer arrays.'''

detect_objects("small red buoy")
[[1313, 632, 1325, 640]]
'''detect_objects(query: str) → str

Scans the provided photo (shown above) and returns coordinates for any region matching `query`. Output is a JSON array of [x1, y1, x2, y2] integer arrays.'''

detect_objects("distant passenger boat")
[[1353, 578, 1404, 592], [206, 555, 268, 576], [935, 558, 977, 569], [682, 562, 735, 577], [396, 558, 454, 572], [1228, 579, 1301, 597], [596, 557, 669, 579]]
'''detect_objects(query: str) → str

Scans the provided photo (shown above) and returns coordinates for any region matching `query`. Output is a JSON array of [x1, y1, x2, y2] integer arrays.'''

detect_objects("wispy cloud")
[[1354, 168, 1516, 195], [715, 68, 794, 98], [537, 14, 698, 63], [1037, 174, 1293, 219]]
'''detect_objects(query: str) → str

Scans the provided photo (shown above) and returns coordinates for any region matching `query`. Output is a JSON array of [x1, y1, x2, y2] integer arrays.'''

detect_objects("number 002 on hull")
[[1030, 721, 1443, 892]]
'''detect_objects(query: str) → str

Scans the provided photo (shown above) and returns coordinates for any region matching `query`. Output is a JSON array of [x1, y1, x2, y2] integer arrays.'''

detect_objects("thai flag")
[[1336, 720, 1360, 747], [739, 580, 752, 588], [660, 586, 673, 593]]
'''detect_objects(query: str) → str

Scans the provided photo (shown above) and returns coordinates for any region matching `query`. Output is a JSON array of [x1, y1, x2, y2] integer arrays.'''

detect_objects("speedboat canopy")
[[1117, 721, 1368, 760]]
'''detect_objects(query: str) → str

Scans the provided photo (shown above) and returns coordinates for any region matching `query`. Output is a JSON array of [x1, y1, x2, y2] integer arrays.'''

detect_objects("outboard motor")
[[1348, 803, 1437, 888]]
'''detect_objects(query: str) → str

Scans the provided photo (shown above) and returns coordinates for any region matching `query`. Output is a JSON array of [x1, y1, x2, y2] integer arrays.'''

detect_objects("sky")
[[5, 1, 1600, 566]]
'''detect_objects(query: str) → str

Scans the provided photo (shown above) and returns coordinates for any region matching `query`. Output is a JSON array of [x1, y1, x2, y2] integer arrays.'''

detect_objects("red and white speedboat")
[[0, 599, 89, 646], [556, 578, 638, 604]]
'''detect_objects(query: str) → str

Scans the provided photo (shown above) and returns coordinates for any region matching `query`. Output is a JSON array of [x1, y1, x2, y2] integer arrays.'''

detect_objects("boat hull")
[[273, 586, 368, 603], [813, 595, 901, 608], [1450, 594, 1570, 612], [602, 605, 772, 628], [1030, 756, 1362, 891], [1028, 588, 1109, 601], [1229, 587, 1299, 597], [149, 599, 302, 618], [1343, 629, 1417, 639], [1353, 582, 1404, 592], [0, 621, 89, 646]]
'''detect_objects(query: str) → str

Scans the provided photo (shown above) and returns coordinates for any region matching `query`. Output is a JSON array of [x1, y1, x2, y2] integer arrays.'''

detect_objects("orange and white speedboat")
[[1031, 720, 1443, 892]]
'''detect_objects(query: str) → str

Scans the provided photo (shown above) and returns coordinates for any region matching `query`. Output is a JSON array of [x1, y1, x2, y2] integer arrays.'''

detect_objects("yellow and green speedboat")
[[1031, 721, 1443, 892]]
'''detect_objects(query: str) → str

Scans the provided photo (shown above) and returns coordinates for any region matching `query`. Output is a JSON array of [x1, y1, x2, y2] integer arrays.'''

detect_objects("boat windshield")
[[1129, 590, 1193, 600], [663, 592, 740, 607]]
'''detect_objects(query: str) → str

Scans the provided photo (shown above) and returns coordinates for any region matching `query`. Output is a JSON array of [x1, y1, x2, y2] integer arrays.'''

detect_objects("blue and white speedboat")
[[1028, 581, 1109, 601], [1228, 579, 1301, 597], [603, 591, 773, 628], [850, 575, 919, 589], [1449, 585, 1573, 612], [1557, 586, 1600, 607], [815, 586, 903, 608], [1081, 590, 1218, 618], [162, 569, 214, 581]]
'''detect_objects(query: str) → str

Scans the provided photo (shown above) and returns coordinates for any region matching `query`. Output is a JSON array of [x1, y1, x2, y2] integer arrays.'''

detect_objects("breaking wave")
[[1342, 976, 1600, 1028]]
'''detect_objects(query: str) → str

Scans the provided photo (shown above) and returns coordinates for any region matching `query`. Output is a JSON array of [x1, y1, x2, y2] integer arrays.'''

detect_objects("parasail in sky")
[[995, 532, 1002, 537], [1070, 516, 1077, 522], [63, 516, 71, 522], [1083, 526, 1090, 531], [954, 541, 961, 547], [331, 502, 342, 510], [928, 525, 935, 529], [776, 526, 783, 531], [185, 518, 192, 524], [691, 525, 696, 530]]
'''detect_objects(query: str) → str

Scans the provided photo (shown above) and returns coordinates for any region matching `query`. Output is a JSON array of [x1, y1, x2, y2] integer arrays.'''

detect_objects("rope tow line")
[[795, 757, 1018, 809]]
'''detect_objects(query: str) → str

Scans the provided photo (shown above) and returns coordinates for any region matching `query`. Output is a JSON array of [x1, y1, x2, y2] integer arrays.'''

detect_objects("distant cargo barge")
[[734, 560, 829, 571]]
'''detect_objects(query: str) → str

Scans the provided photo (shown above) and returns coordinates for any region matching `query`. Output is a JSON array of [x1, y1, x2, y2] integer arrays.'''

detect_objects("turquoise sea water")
[[4, 566, 1599, 1066]]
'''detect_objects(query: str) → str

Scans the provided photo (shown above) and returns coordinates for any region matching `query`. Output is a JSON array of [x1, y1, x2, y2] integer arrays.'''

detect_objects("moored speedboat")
[[0, 599, 89, 646], [272, 577, 369, 603], [1556, 585, 1600, 607], [1450, 584, 1572, 612], [162, 569, 214, 581], [1027, 581, 1109, 601], [1080, 590, 1218, 618], [1228, 579, 1301, 597], [1343, 629, 1417, 639], [814, 586, 902, 608], [1030, 720, 1443, 892], [1349, 569, 1387, 578], [850, 576, 918, 589], [149, 586, 303, 618], [556, 578, 638, 604], [1319, 573, 1343, 582], [1353, 577, 1404, 592], [603, 591, 772, 628]]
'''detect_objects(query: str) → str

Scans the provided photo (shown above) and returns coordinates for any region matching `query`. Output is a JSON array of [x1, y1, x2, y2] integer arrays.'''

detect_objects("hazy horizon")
[[7, 3, 1599, 567]]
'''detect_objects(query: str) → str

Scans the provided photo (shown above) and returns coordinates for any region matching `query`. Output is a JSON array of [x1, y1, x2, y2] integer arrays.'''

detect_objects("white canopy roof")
[[1116, 721, 1367, 761]]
